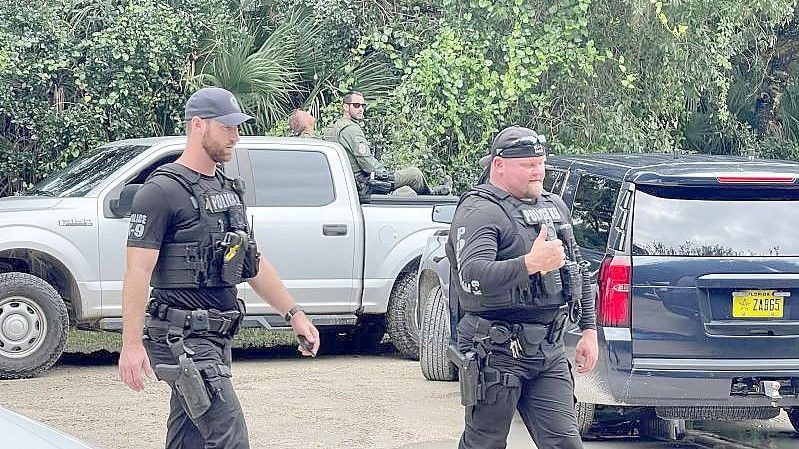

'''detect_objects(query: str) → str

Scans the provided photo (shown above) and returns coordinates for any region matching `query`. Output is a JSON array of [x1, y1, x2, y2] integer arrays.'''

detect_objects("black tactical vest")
[[149, 163, 259, 289], [454, 184, 572, 314]]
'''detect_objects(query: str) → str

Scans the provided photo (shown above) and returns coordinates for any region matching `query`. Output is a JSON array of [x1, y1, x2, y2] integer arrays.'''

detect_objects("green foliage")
[[194, 25, 301, 133], [0, 0, 236, 194], [367, 0, 799, 190], [2, 0, 799, 196], [373, 0, 606, 188]]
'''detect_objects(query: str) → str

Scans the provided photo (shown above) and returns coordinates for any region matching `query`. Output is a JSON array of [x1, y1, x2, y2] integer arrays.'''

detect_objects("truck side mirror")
[[432, 204, 456, 224], [109, 184, 142, 218]]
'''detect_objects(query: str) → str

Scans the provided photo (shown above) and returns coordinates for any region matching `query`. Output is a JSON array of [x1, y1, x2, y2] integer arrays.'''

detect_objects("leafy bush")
[[0, 0, 237, 194]]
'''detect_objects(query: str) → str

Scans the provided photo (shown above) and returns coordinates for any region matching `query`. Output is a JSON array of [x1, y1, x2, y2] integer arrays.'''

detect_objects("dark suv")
[[416, 153, 799, 435]]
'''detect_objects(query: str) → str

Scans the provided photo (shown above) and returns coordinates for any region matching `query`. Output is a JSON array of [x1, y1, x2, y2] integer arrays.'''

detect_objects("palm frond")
[[193, 27, 301, 132]]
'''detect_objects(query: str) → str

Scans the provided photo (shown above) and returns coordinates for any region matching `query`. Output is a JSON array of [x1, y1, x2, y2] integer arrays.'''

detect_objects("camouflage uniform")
[[324, 117, 428, 194]]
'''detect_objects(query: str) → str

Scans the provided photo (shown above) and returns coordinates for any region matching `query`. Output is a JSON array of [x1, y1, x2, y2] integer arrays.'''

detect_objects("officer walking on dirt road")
[[446, 125, 598, 449], [118, 87, 319, 449]]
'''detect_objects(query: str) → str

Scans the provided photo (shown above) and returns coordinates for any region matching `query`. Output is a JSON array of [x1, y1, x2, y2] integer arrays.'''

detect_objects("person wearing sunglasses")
[[445, 126, 597, 449], [323, 90, 452, 196]]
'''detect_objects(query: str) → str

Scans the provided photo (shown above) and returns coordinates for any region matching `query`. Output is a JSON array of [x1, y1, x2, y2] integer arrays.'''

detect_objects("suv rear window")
[[544, 169, 566, 194], [632, 185, 799, 256]]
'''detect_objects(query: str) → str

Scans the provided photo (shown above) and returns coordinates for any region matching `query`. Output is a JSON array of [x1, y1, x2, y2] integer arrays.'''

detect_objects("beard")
[[522, 180, 544, 199], [202, 129, 230, 163]]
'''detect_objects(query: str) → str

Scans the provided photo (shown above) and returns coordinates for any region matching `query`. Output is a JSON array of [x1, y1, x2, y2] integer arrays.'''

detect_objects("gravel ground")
[[1, 339, 796, 449], [0, 345, 465, 449]]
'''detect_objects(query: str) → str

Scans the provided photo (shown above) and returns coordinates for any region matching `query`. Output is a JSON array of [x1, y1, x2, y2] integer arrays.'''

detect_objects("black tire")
[[789, 407, 799, 434], [420, 285, 457, 381], [0, 272, 69, 379], [386, 270, 419, 359], [575, 401, 595, 436]]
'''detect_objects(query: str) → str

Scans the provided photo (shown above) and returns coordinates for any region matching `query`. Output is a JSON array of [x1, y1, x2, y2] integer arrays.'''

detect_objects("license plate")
[[732, 290, 786, 318]]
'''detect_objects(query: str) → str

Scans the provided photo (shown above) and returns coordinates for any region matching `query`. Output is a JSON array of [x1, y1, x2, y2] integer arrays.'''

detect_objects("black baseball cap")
[[479, 126, 547, 168], [184, 87, 255, 126]]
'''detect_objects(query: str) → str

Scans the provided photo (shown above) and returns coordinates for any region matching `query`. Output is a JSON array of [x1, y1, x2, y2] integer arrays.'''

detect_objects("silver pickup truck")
[[0, 136, 457, 379]]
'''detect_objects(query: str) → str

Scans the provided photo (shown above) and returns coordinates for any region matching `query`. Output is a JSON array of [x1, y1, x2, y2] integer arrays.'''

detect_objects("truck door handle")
[[323, 224, 348, 236]]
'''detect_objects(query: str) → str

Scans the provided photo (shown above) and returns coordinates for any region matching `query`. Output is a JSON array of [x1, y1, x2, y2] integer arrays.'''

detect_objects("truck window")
[[22, 144, 149, 197], [572, 174, 620, 252], [128, 153, 180, 185], [248, 149, 335, 207]]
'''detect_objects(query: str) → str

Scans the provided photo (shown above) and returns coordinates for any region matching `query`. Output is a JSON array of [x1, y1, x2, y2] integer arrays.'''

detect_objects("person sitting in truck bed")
[[323, 90, 452, 196]]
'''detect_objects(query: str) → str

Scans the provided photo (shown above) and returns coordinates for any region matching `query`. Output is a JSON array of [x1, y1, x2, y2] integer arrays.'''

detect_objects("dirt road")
[[0, 345, 464, 449], [2, 344, 796, 449]]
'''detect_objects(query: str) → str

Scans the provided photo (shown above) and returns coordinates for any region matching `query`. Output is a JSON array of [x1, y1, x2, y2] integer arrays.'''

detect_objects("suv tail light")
[[598, 255, 631, 327]]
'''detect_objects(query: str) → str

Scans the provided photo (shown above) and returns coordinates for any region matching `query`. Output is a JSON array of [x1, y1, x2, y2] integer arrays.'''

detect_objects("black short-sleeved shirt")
[[127, 168, 238, 311]]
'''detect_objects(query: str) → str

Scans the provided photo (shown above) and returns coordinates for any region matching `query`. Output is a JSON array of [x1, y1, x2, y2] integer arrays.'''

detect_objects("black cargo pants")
[[145, 320, 249, 449], [456, 318, 583, 449]]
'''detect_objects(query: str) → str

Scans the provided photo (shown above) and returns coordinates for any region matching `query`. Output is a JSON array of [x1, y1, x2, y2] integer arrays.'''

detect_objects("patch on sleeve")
[[355, 141, 371, 156], [128, 213, 148, 239]]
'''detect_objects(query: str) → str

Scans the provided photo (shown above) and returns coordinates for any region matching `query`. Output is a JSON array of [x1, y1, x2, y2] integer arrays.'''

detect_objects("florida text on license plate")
[[732, 290, 787, 318]]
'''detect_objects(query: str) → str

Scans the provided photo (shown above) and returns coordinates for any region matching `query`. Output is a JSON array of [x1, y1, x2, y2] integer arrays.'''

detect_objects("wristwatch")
[[284, 305, 305, 322]]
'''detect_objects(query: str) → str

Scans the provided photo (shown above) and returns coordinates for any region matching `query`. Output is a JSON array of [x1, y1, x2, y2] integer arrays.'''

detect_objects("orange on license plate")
[[732, 290, 786, 318]]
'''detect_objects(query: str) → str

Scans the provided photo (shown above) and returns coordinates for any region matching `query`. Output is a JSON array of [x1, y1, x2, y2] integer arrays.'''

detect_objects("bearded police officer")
[[118, 87, 320, 449], [445, 126, 598, 449], [323, 90, 452, 196]]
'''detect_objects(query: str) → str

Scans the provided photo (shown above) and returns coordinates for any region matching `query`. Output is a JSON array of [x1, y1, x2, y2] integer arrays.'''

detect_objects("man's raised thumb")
[[536, 225, 548, 241]]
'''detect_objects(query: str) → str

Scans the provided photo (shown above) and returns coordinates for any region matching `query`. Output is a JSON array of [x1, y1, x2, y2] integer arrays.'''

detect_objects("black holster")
[[563, 260, 582, 303], [546, 313, 569, 344], [448, 344, 480, 406], [356, 171, 394, 194], [155, 354, 212, 419]]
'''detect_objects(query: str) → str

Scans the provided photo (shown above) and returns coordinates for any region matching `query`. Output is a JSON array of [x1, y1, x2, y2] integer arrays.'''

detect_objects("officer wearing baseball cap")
[[183, 87, 256, 126], [119, 86, 319, 449], [445, 126, 598, 449], [478, 125, 548, 168]]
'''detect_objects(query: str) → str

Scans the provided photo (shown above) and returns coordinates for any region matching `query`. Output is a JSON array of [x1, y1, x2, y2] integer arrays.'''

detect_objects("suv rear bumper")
[[571, 327, 799, 407], [633, 357, 799, 372]]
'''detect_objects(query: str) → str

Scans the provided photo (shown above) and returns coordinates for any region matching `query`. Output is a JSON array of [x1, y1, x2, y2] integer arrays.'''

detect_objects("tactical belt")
[[466, 312, 569, 349], [146, 301, 241, 337]]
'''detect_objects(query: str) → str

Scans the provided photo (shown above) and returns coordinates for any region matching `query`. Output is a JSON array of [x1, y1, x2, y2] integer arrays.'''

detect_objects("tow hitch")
[[760, 380, 782, 406]]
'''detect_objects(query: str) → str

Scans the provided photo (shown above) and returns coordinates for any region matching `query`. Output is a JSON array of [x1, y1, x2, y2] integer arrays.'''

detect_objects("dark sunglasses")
[[496, 134, 547, 156], [345, 102, 367, 109]]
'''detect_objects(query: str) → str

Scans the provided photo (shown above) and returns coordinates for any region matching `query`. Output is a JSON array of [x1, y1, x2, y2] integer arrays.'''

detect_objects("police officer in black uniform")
[[118, 87, 320, 449], [446, 126, 598, 449]]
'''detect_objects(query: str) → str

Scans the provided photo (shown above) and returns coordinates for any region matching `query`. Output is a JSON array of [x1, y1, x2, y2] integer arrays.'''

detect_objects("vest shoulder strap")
[[147, 163, 198, 188], [147, 163, 206, 211], [324, 119, 357, 143], [461, 185, 517, 225]]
